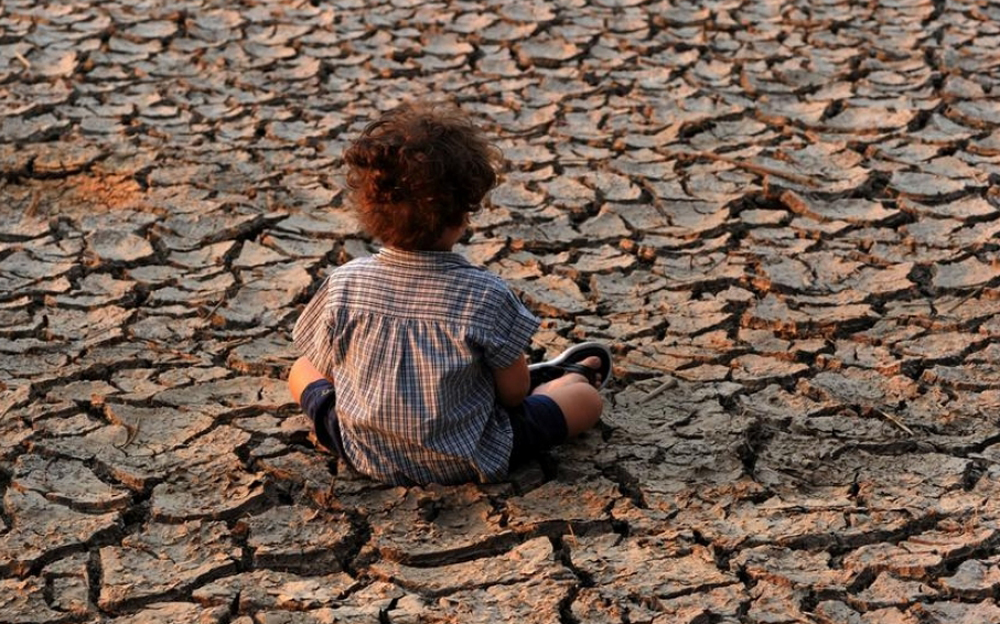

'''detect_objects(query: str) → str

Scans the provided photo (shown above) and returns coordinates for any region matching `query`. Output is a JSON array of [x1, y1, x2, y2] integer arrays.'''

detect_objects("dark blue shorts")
[[301, 380, 568, 474], [508, 394, 568, 469], [299, 379, 348, 460]]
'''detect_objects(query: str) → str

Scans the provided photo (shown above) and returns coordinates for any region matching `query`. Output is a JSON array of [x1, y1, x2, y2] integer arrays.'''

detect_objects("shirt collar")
[[375, 247, 473, 270]]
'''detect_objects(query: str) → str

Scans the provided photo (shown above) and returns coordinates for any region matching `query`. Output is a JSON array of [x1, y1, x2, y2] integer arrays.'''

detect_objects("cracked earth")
[[2, 0, 1000, 622]]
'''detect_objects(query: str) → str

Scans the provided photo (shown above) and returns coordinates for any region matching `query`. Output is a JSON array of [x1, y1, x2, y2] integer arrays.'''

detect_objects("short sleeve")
[[292, 276, 337, 374], [481, 284, 540, 370]]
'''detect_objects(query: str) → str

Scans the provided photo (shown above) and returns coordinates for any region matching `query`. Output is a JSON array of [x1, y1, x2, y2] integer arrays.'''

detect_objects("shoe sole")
[[528, 341, 613, 390]]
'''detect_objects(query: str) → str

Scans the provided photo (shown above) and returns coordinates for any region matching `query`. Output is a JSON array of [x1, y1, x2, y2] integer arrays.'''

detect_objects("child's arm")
[[288, 355, 331, 405], [492, 354, 531, 409]]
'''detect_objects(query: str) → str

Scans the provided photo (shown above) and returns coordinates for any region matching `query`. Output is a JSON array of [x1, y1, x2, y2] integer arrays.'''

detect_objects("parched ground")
[[2, 0, 1000, 622]]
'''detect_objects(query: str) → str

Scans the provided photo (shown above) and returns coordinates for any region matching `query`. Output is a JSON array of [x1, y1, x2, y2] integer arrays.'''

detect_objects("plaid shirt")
[[293, 247, 540, 485]]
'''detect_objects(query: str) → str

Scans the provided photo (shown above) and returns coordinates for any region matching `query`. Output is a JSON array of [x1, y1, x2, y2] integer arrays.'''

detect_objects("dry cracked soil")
[[2, 0, 1000, 623]]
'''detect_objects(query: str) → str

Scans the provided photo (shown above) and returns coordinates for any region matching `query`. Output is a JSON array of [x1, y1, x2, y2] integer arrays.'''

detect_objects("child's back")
[[294, 248, 537, 484]]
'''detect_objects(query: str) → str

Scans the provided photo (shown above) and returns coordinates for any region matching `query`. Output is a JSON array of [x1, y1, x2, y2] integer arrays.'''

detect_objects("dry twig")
[[640, 376, 679, 404], [873, 407, 914, 435], [669, 150, 822, 188]]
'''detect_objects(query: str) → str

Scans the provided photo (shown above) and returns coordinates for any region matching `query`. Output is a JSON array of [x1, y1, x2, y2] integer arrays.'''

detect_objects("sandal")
[[528, 342, 613, 390]]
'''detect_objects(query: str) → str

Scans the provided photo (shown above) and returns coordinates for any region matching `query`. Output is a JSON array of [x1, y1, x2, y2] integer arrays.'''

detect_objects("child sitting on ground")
[[287, 101, 609, 486]]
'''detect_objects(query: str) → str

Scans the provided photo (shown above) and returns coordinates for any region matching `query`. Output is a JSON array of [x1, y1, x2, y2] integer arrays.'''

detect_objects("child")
[[288, 101, 610, 486]]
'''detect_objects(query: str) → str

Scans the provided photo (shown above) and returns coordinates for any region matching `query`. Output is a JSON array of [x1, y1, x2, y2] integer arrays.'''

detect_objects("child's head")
[[344, 101, 502, 251]]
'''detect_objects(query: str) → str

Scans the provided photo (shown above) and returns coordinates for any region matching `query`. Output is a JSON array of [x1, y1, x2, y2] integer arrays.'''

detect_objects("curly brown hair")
[[344, 102, 502, 251]]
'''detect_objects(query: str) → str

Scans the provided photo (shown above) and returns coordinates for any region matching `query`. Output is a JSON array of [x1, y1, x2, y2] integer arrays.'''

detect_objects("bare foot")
[[572, 355, 603, 387]]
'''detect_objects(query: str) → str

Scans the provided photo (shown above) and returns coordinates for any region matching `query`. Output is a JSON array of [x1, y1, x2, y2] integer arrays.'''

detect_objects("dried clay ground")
[[3, 1, 1000, 623]]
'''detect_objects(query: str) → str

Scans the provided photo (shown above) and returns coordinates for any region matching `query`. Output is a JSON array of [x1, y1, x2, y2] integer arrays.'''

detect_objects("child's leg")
[[530, 356, 604, 436], [508, 356, 605, 469]]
